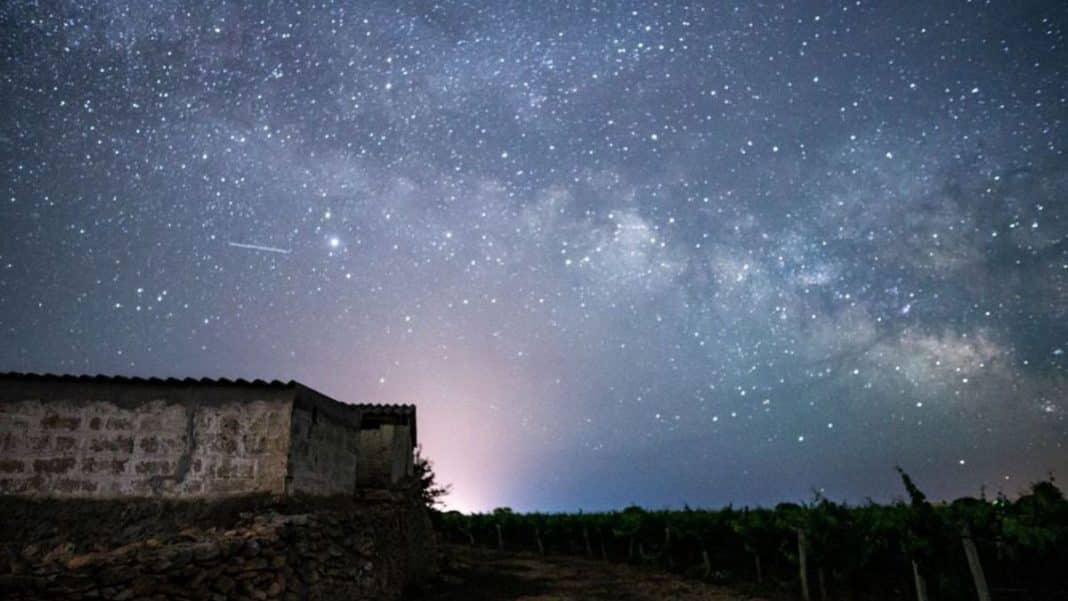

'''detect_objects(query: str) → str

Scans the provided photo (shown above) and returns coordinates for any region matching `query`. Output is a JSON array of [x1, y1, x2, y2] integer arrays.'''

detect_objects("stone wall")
[[0, 393, 293, 498], [0, 494, 437, 601], [286, 404, 359, 496]]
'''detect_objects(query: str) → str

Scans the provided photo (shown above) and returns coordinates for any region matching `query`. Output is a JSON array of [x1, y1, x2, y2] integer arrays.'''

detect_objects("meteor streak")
[[227, 241, 291, 254]]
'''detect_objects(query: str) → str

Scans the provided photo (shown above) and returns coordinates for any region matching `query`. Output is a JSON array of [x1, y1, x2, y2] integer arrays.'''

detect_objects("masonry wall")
[[0, 494, 437, 601], [0, 389, 293, 499], [286, 401, 360, 496]]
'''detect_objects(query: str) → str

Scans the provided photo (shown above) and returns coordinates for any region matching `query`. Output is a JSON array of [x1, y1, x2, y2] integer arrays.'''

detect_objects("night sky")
[[1, 1, 1066, 512]]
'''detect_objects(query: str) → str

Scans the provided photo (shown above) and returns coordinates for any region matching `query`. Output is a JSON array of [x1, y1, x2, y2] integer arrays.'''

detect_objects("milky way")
[[1, 2, 1066, 511]]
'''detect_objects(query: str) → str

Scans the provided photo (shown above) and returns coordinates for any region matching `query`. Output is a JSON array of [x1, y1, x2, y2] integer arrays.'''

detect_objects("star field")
[[1, 1, 1066, 511]]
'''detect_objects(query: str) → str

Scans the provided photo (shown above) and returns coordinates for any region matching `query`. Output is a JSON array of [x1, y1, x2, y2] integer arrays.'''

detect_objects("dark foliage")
[[413, 446, 451, 509], [436, 474, 1068, 601]]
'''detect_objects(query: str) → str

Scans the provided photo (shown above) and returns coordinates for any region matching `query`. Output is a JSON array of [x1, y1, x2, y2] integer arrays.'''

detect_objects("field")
[[428, 475, 1068, 601], [418, 544, 762, 601]]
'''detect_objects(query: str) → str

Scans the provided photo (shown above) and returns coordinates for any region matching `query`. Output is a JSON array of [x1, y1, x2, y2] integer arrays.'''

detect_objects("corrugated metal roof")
[[0, 372, 415, 415], [351, 403, 416, 415], [0, 371, 295, 388]]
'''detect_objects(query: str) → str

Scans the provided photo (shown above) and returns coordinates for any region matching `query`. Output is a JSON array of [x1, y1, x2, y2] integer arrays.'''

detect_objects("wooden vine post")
[[496, 522, 504, 551], [911, 560, 929, 601], [753, 551, 764, 584], [460, 518, 475, 546], [961, 527, 991, 601], [583, 526, 593, 557], [797, 528, 811, 601], [664, 526, 673, 569], [534, 527, 545, 556]]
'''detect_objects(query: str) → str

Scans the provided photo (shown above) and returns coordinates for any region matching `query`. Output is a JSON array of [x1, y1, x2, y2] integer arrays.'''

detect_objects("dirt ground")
[[413, 545, 767, 601]]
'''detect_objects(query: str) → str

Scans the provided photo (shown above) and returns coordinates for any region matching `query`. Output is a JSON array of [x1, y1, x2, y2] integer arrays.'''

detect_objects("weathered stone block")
[[54, 436, 78, 451], [135, 461, 172, 476], [105, 417, 133, 431], [89, 436, 134, 454], [0, 460, 24, 473], [54, 478, 98, 494], [33, 457, 76, 474], [192, 542, 221, 562], [213, 574, 235, 593], [41, 414, 80, 430], [138, 416, 163, 431]]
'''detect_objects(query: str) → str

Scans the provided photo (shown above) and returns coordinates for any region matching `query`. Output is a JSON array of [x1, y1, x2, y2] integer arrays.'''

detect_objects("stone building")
[[0, 372, 416, 499]]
